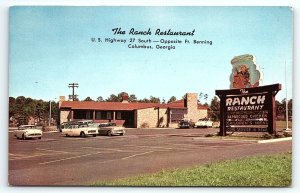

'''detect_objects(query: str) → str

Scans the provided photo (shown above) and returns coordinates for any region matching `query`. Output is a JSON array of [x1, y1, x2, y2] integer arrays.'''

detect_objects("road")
[[8, 128, 292, 186]]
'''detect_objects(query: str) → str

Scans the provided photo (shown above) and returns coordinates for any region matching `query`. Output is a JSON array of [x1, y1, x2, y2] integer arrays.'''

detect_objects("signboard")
[[216, 84, 281, 136]]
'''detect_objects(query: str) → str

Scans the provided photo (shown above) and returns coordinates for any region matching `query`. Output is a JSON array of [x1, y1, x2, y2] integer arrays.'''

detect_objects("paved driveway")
[[8, 128, 292, 186]]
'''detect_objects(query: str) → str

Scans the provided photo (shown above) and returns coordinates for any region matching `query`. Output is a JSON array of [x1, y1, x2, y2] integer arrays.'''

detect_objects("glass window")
[[107, 111, 112, 120], [117, 112, 122, 120], [96, 111, 101, 120]]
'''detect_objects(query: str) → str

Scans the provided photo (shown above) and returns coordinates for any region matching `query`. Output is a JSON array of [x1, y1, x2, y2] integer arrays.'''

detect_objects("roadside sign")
[[216, 84, 281, 136]]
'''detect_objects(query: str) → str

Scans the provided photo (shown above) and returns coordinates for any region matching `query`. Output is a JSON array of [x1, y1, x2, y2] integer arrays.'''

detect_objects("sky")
[[9, 6, 293, 103]]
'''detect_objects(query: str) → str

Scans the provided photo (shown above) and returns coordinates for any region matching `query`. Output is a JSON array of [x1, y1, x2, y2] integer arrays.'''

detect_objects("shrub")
[[140, 122, 150, 128]]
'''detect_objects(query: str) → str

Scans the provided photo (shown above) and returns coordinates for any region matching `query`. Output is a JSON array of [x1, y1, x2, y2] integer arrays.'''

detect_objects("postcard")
[[9, 6, 293, 186]]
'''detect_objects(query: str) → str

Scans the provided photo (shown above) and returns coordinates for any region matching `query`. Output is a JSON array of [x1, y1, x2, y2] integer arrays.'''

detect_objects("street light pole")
[[49, 98, 57, 127], [285, 61, 290, 131], [49, 100, 52, 126]]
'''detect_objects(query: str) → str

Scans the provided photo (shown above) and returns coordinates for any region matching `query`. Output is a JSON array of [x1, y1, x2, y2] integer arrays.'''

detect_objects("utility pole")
[[68, 83, 79, 101]]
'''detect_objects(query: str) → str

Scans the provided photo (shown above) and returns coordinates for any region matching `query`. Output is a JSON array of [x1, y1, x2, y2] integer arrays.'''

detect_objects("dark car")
[[178, 119, 195, 129]]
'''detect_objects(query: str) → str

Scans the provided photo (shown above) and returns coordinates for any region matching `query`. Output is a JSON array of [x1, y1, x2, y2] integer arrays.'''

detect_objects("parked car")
[[178, 119, 195, 129], [62, 122, 98, 137], [98, 122, 125, 136], [194, 118, 213, 128], [14, 125, 43, 140]]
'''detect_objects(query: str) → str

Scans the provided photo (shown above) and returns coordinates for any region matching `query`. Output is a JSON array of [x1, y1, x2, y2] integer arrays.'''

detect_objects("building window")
[[86, 111, 91, 119], [101, 111, 107, 120], [117, 112, 122, 120], [98, 111, 113, 120], [96, 111, 101, 120], [170, 109, 187, 122], [74, 110, 88, 119], [107, 111, 112, 120]]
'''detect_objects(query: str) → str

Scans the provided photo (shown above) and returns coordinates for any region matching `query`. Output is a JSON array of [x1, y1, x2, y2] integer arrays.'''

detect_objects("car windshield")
[[18, 125, 36, 130], [108, 123, 117, 126], [77, 120, 94, 125], [199, 118, 209, 121]]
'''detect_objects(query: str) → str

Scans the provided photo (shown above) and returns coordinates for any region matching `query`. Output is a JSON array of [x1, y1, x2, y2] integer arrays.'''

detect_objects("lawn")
[[92, 152, 292, 187]]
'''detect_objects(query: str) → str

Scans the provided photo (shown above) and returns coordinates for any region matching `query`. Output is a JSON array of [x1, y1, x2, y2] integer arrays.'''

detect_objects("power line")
[[68, 83, 79, 101]]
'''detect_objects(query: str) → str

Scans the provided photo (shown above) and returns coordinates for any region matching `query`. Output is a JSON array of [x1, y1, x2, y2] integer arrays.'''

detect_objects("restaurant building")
[[59, 93, 208, 128]]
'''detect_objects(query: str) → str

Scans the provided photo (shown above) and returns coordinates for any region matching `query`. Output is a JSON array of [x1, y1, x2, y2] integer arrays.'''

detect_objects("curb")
[[258, 137, 292, 144], [192, 137, 258, 143]]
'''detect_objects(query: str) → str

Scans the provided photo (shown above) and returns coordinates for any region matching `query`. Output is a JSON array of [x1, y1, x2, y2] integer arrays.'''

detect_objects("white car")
[[14, 125, 43, 140], [194, 118, 213, 128], [98, 122, 125, 136], [62, 122, 98, 137]]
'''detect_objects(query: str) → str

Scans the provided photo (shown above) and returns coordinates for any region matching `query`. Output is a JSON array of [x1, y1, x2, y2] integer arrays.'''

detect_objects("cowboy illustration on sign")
[[230, 54, 263, 89]]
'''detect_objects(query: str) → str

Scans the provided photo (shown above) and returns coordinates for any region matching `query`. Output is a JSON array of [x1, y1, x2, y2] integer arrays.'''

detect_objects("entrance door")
[[121, 111, 134, 127]]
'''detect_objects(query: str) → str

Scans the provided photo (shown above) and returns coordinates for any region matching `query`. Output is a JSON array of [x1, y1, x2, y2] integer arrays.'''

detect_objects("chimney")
[[185, 93, 198, 122], [59, 96, 65, 108], [121, 92, 129, 103]]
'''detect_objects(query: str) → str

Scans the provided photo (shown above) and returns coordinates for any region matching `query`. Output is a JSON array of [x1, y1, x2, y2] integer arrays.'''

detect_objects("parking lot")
[[8, 128, 292, 186]]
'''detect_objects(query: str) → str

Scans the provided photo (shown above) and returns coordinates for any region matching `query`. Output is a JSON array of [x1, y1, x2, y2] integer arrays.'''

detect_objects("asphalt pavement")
[[8, 128, 292, 186]]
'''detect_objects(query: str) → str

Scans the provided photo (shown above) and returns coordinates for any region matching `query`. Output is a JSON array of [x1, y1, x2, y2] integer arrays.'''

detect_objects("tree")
[[149, 96, 160, 103], [198, 92, 208, 104], [106, 94, 121, 102], [138, 98, 150, 103], [128, 94, 137, 102], [83, 97, 94, 101], [209, 96, 220, 121], [167, 96, 177, 103], [198, 92, 203, 103], [9, 96, 60, 126], [96, 96, 104, 102], [204, 94, 208, 103]]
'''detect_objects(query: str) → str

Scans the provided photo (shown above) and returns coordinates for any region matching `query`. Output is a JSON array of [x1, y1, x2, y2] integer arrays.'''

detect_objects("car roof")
[[77, 120, 93, 123], [19, 125, 35, 127]]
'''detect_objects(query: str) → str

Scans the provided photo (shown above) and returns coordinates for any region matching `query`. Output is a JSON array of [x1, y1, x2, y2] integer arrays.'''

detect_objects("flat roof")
[[60, 100, 208, 111]]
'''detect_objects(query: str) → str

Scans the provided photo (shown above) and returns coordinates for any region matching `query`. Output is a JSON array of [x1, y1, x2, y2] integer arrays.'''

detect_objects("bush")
[[205, 134, 215, 137], [262, 133, 274, 139], [140, 122, 150, 128], [283, 132, 292, 137]]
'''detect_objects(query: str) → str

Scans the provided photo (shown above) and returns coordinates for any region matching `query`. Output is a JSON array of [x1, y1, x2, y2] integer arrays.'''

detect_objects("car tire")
[[38, 137, 42, 139], [80, 132, 86, 138], [22, 134, 26, 140], [107, 131, 112, 136], [120, 133, 124, 136], [93, 134, 97, 137]]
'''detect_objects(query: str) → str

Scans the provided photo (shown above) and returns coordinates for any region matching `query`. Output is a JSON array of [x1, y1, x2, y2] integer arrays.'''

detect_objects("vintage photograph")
[[8, 6, 292, 186]]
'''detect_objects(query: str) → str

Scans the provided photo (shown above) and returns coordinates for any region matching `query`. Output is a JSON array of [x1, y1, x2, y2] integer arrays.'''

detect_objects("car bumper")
[[111, 130, 125, 135], [25, 134, 42, 138]]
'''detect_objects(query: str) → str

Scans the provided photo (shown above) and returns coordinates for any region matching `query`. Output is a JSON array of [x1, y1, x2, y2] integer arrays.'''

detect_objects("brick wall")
[[184, 93, 208, 122], [186, 93, 200, 122], [60, 110, 70, 124], [136, 107, 168, 128]]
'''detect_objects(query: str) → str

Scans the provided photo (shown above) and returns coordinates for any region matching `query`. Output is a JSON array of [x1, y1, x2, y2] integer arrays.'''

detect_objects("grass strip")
[[92, 152, 292, 187]]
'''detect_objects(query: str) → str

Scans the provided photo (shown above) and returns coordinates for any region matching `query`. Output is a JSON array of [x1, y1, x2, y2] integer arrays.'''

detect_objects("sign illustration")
[[230, 54, 263, 89]]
